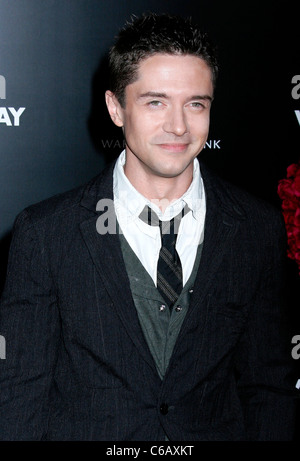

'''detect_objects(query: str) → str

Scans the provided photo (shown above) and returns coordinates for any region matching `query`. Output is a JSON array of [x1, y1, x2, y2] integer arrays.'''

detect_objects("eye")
[[148, 100, 162, 107], [190, 101, 205, 108]]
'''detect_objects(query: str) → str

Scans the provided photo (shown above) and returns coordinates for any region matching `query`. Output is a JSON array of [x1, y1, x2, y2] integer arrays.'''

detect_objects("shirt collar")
[[113, 150, 205, 224]]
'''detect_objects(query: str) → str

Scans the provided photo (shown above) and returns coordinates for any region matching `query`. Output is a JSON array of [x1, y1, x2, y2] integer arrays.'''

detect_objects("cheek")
[[191, 115, 210, 136], [125, 113, 161, 141]]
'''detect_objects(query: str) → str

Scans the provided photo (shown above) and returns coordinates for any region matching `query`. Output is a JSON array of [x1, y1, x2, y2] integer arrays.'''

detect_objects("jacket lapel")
[[174, 162, 244, 340], [79, 164, 158, 373], [78, 160, 245, 373]]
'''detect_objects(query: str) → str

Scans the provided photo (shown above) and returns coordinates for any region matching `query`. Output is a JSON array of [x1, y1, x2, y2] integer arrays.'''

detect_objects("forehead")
[[131, 53, 213, 93]]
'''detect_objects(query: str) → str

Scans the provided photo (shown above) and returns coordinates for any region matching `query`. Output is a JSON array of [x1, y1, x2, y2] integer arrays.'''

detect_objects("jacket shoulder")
[[16, 163, 114, 226], [200, 162, 283, 222]]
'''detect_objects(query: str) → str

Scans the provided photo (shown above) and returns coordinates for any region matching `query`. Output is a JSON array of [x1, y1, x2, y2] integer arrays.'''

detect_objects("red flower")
[[278, 161, 300, 274]]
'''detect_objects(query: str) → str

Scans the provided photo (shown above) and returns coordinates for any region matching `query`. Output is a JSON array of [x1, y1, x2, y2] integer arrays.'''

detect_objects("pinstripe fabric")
[[0, 160, 297, 441]]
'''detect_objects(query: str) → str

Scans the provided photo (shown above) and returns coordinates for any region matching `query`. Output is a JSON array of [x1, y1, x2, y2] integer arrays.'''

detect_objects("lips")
[[158, 143, 188, 152]]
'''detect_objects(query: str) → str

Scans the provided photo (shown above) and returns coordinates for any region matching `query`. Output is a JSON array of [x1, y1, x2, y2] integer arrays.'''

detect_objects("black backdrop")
[[0, 0, 299, 439]]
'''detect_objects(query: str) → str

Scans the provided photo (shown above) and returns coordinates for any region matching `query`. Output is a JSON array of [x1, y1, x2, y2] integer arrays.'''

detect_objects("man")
[[0, 13, 297, 441]]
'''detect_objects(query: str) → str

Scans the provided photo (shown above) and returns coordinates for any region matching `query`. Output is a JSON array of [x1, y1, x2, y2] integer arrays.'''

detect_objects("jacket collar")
[[80, 161, 116, 212], [79, 159, 246, 223]]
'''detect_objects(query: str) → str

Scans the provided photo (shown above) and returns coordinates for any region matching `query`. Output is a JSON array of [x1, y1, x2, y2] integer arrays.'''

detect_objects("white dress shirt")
[[113, 150, 206, 286]]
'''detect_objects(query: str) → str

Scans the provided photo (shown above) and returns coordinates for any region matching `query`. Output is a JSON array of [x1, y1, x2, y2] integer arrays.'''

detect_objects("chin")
[[154, 164, 191, 179]]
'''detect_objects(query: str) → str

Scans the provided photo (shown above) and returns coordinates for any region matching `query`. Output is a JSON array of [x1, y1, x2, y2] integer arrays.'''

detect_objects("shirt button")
[[189, 288, 194, 293], [175, 305, 182, 312], [159, 304, 166, 312], [160, 403, 168, 415]]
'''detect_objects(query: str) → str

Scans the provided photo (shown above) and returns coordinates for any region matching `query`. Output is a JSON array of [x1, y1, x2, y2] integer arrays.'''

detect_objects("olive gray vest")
[[119, 233, 203, 380]]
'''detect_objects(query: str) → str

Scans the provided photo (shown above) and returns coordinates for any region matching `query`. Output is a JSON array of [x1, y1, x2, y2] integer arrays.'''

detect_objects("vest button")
[[175, 305, 182, 312], [159, 304, 166, 312], [160, 403, 168, 415]]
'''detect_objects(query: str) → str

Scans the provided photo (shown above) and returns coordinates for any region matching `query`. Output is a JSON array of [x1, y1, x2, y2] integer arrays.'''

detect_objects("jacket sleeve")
[[0, 210, 61, 440], [235, 211, 298, 440]]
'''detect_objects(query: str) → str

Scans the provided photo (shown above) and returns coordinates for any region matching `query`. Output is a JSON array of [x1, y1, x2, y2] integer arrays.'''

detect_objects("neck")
[[124, 165, 193, 213]]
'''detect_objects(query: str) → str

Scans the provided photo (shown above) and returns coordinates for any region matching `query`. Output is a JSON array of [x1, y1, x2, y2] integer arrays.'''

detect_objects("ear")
[[105, 90, 124, 127]]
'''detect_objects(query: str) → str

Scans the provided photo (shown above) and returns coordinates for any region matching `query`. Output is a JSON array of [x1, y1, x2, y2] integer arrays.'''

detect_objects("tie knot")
[[139, 204, 190, 235]]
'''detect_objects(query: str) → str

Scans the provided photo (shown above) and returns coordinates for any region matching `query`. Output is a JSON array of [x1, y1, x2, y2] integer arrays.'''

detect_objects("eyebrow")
[[138, 91, 213, 102]]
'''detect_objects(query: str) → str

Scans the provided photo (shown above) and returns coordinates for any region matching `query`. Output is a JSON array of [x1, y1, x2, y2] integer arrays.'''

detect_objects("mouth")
[[157, 143, 189, 152]]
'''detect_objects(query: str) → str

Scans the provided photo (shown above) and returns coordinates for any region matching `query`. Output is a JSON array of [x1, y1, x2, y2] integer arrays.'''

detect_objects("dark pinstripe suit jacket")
[[0, 161, 297, 440]]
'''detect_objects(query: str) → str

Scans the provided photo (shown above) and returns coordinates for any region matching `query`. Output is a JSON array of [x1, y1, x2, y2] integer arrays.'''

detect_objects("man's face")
[[106, 53, 213, 184]]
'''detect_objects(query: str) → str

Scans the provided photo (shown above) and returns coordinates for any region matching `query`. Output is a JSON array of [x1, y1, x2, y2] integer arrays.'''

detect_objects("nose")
[[163, 106, 188, 136]]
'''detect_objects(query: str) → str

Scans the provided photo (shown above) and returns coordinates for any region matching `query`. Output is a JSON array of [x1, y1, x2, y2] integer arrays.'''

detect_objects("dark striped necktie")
[[139, 204, 190, 308]]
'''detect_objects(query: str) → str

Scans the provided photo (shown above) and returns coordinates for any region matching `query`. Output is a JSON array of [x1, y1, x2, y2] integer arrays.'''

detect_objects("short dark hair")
[[108, 13, 219, 107]]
